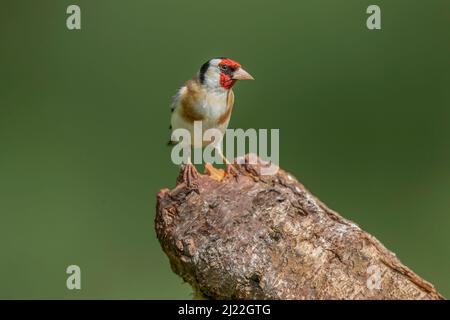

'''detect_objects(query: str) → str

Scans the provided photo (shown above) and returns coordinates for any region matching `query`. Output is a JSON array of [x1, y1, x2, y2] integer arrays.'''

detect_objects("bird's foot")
[[204, 163, 225, 181], [178, 163, 199, 188], [225, 163, 240, 182]]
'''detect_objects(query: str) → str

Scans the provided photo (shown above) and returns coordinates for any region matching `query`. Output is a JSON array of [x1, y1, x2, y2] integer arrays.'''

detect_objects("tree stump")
[[155, 155, 444, 300]]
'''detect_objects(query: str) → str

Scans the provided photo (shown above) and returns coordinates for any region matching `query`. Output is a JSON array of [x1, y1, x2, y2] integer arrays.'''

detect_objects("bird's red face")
[[218, 59, 240, 89], [199, 57, 254, 90], [218, 58, 254, 90]]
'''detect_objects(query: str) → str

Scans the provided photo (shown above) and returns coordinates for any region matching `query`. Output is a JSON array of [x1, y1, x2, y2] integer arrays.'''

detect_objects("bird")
[[168, 57, 254, 186]]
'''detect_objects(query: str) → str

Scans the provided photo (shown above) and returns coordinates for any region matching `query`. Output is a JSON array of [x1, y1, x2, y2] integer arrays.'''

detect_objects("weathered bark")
[[155, 155, 444, 300]]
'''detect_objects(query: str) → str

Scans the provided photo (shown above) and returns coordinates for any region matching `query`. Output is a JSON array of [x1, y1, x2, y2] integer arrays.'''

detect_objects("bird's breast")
[[197, 92, 230, 129], [172, 89, 231, 140]]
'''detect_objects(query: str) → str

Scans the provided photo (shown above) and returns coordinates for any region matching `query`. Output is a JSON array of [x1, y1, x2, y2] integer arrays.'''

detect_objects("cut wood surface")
[[155, 155, 444, 300]]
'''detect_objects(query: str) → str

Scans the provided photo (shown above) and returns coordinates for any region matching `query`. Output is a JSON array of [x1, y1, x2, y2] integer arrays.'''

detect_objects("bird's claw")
[[204, 163, 226, 181], [225, 163, 240, 182], [179, 164, 199, 188]]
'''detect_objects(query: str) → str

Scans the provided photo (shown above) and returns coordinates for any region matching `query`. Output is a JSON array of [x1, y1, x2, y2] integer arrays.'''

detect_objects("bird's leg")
[[181, 156, 199, 188], [215, 147, 239, 180]]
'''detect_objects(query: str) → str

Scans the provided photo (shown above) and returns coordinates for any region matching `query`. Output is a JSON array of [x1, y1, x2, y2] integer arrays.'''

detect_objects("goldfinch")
[[169, 57, 254, 186]]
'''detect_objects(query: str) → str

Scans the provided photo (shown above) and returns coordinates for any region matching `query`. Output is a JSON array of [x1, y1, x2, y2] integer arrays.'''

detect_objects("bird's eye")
[[220, 65, 229, 72]]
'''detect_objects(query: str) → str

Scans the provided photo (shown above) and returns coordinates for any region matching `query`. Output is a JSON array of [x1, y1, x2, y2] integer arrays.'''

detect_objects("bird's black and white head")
[[199, 57, 254, 91]]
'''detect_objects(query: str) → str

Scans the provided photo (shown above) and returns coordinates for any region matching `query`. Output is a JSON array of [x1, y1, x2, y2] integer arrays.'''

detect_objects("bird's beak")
[[232, 67, 254, 80]]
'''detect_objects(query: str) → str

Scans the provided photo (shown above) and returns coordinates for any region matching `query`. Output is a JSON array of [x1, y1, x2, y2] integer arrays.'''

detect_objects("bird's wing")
[[227, 89, 235, 111], [170, 86, 184, 114], [167, 86, 185, 145], [168, 77, 204, 145], [217, 89, 235, 126], [170, 77, 203, 115]]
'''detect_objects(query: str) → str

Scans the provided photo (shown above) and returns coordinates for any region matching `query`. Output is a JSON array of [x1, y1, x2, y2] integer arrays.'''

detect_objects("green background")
[[0, 0, 449, 299]]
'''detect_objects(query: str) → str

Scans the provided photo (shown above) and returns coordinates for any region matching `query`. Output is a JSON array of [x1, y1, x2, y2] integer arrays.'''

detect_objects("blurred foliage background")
[[0, 0, 449, 299]]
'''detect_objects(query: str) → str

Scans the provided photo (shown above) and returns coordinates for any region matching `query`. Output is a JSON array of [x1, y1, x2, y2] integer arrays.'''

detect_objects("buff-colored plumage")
[[168, 57, 253, 185], [170, 77, 234, 147], [169, 58, 252, 147]]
